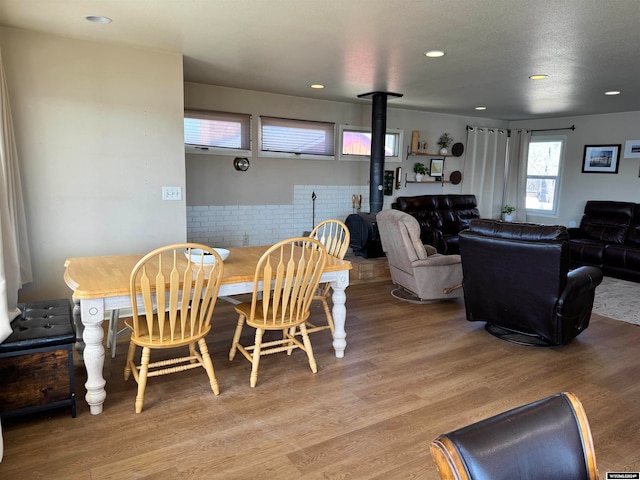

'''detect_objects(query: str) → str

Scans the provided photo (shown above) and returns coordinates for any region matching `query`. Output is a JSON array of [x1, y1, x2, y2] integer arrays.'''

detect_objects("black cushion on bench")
[[0, 299, 75, 354]]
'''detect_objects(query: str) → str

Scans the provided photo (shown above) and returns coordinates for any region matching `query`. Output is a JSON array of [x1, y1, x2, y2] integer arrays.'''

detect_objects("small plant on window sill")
[[502, 204, 516, 215], [502, 204, 516, 222]]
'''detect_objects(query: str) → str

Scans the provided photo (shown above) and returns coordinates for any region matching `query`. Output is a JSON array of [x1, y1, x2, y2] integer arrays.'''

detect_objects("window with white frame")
[[339, 125, 404, 163], [259, 116, 335, 160], [526, 135, 565, 214], [184, 109, 251, 156]]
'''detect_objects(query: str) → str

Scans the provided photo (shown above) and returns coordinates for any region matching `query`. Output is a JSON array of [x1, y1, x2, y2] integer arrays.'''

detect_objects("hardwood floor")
[[2, 279, 639, 479]]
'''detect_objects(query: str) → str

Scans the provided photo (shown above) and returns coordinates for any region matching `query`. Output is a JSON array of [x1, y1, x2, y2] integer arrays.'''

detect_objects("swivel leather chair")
[[459, 219, 603, 345]]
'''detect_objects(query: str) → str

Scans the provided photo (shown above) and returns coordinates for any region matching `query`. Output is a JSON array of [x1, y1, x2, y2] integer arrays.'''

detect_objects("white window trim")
[[258, 116, 335, 161], [526, 134, 566, 216], [185, 145, 253, 157], [184, 109, 252, 157], [338, 125, 404, 163]]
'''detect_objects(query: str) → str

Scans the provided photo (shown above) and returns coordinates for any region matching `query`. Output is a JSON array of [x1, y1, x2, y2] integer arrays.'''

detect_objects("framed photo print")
[[624, 140, 640, 159], [582, 144, 621, 174], [429, 158, 444, 177]]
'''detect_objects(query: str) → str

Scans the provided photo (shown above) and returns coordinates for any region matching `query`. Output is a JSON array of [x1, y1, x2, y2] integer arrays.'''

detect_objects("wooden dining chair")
[[305, 219, 350, 335], [124, 243, 224, 413], [229, 237, 327, 387]]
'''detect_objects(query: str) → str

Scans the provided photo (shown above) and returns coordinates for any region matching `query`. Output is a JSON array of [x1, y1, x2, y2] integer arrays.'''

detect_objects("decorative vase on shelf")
[[439, 147, 448, 155], [503, 213, 514, 222], [415, 173, 424, 182]]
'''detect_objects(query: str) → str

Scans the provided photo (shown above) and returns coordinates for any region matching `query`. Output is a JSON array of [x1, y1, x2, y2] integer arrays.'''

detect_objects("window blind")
[[184, 109, 251, 151], [260, 116, 335, 156]]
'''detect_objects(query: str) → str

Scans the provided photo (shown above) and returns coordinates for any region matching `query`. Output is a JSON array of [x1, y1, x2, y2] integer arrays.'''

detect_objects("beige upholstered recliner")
[[376, 209, 463, 301]]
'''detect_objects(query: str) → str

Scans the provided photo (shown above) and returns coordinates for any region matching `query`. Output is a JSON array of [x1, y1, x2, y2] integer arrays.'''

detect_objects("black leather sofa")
[[568, 200, 640, 282], [392, 194, 479, 254], [459, 219, 603, 346]]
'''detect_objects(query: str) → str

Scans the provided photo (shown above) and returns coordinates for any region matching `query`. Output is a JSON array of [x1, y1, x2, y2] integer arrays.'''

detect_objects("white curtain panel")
[[462, 127, 509, 219], [503, 129, 531, 222], [0, 49, 32, 345]]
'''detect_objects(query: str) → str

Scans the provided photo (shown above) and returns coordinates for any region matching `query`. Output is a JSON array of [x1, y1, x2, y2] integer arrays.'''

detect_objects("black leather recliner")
[[459, 219, 603, 346]]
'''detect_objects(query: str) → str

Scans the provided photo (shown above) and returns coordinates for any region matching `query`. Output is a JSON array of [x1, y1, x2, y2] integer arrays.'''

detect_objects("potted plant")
[[437, 133, 453, 155], [413, 162, 428, 182], [502, 204, 516, 222]]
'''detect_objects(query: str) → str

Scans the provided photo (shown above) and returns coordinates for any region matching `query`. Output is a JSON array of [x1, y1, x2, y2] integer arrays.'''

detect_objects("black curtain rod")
[[529, 124, 575, 133], [467, 124, 576, 133]]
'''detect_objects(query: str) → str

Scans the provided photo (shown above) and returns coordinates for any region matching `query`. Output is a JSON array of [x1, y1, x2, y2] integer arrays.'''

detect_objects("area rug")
[[592, 276, 640, 326]]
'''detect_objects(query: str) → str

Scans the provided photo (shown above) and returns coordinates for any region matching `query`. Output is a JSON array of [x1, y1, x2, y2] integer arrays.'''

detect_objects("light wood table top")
[[64, 245, 352, 300]]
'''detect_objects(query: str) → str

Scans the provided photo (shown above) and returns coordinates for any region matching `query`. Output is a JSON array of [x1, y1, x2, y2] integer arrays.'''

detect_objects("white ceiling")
[[1, 0, 639, 120]]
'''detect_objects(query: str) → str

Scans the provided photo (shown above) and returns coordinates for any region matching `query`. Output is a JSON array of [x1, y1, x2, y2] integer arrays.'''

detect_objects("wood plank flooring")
[[2, 279, 639, 479]]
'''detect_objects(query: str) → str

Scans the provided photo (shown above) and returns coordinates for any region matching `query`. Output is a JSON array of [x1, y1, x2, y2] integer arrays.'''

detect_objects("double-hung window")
[[526, 135, 565, 214], [259, 116, 335, 160], [339, 125, 404, 163], [184, 109, 251, 156]]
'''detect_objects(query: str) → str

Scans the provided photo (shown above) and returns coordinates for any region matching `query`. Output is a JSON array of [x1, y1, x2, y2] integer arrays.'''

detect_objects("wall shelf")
[[407, 152, 452, 158], [406, 145, 452, 160], [404, 173, 448, 187], [406, 180, 450, 184]]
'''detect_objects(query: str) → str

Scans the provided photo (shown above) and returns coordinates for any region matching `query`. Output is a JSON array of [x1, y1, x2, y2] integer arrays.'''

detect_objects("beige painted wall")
[[511, 112, 640, 226], [0, 27, 186, 301], [184, 82, 506, 208]]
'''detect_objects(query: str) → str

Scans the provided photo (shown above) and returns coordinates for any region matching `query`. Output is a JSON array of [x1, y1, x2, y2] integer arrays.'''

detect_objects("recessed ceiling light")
[[529, 74, 548, 80], [475, 106, 487, 111], [425, 50, 445, 58], [310, 84, 325, 89], [85, 15, 112, 24], [605, 90, 621, 95]]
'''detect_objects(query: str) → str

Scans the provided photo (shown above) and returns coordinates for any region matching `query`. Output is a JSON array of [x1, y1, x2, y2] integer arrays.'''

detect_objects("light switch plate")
[[162, 186, 182, 201]]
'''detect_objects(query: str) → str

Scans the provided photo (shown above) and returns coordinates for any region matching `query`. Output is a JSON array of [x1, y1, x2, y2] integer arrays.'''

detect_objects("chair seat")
[[124, 317, 211, 348], [234, 302, 310, 330]]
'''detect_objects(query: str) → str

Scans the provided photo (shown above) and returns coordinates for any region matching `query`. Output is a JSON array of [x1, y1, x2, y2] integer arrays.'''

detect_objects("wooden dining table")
[[64, 245, 352, 415]]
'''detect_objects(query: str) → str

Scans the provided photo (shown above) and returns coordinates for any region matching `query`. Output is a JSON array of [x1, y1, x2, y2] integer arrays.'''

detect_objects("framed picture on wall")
[[582, 144, 621, 174], [624, 140, 640, 159], [395, 166, 402, 189], [429, 158, 444, 177]]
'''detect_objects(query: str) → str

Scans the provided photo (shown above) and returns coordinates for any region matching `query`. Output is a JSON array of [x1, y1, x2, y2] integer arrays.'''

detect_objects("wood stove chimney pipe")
[[357, 91, 403, 214]]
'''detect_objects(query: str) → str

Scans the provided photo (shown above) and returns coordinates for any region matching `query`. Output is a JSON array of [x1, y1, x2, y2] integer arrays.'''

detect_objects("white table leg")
[[81, 299, 107, 414], [330, 270, 350, 358]]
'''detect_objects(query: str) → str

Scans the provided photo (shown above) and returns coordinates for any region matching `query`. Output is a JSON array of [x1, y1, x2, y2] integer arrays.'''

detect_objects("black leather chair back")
[[459, 219, 570, 344], [430, 392, 598, 480]]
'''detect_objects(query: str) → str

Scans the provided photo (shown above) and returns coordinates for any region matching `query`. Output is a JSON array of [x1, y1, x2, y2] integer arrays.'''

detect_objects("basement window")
[[184, 109, 252, 156], [339, 125, 404, 163], [259, 116, 335, 160]]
